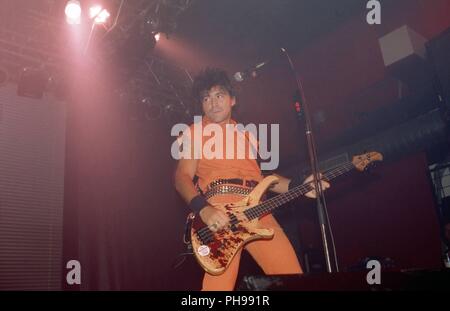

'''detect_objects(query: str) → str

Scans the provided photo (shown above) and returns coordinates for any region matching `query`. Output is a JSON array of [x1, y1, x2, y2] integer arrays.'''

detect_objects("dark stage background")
[[0, 0, 450, 290], [35, 0, 450, 290]]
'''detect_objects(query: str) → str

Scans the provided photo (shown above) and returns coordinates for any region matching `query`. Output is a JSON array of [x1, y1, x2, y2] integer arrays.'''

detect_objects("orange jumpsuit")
[[186, 117, 302, 291]]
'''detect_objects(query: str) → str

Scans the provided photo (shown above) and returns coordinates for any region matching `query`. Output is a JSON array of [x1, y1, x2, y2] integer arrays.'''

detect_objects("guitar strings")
[[194, 160, 361, 243], [195, 162, 355, 243]]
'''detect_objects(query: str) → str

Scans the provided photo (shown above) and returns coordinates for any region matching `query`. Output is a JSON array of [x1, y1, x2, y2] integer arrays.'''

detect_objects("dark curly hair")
[[192, 68, 235, 114]]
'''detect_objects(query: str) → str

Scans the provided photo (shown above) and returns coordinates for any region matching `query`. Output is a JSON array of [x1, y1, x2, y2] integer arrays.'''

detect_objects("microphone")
[[233, 61, 268, 82]]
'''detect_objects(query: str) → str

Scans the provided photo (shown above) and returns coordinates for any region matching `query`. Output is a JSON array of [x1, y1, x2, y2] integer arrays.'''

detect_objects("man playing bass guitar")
[[174, 68, 330, 291]]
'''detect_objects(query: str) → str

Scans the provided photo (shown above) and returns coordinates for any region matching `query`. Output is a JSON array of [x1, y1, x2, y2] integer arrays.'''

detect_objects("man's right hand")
[[199, 205, 229, 232]]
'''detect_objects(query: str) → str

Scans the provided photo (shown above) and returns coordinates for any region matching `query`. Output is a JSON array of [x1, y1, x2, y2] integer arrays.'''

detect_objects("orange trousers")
[[201, 209, 303, 291]]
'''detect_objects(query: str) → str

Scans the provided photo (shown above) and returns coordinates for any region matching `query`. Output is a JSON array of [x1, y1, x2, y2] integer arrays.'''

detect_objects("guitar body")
[[186, 152, 383, 275], [189, 176, 279, 275]]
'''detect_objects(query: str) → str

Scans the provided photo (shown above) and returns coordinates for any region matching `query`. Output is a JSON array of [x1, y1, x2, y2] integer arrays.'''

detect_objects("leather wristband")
[[189, 195, 208, 214]]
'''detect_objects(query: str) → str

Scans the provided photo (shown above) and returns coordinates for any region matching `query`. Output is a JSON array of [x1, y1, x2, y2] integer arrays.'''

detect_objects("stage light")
[[65, 0, 81, 25], [89, 5, 102, 18], [154, 33, 161, 42], [94, 9, 110, 24]]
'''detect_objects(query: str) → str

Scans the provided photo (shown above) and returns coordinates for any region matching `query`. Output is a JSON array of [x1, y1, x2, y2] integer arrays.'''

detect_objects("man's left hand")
[[303, 174, 330, 198]]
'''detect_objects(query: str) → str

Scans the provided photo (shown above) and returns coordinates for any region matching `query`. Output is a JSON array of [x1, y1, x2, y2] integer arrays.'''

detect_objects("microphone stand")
[[281, 48, 339, 273]]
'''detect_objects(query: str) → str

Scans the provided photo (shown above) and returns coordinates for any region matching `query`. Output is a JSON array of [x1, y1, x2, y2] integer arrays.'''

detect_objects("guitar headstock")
[[352, 152, 383, 171]]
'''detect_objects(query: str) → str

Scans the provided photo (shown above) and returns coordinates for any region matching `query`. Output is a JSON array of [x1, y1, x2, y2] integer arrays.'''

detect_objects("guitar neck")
[[244, 161, 356, 221]]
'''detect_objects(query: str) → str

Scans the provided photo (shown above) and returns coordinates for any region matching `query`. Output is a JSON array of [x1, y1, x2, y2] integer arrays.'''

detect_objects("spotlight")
[[144, 17, 162, 42], [89, 5, 102, 19], [65, 0, 81, 25], [94, 9, 110, 24]]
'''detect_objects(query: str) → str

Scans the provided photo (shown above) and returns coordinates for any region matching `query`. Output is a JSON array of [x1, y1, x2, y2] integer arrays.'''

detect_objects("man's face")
[[201, 85, 235, 123]]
